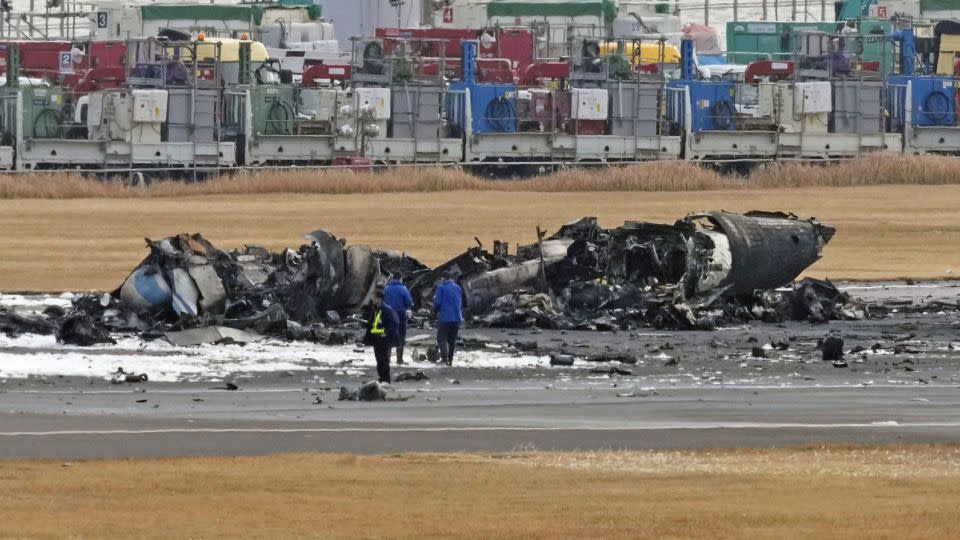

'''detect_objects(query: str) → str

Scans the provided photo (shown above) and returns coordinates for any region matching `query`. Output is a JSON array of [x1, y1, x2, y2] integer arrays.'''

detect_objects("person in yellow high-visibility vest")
[[363, 289, 401, 384]]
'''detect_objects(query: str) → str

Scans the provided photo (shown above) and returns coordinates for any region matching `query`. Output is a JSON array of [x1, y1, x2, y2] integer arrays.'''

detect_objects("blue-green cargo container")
[[725, 19, 893, 70]]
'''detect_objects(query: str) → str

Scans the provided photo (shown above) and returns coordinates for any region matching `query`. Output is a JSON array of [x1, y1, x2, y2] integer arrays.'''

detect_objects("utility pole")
[[389, 0, 404, 28]]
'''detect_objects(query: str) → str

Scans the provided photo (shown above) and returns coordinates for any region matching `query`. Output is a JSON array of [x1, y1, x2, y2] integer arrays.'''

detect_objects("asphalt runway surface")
[[1, 281, 959, 459], [2, 383, 960, 459]]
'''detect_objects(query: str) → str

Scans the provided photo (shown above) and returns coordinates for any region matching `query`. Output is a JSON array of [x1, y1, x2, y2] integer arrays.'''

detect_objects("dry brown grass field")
[[2, 155, 960, 198], [0, 184, 958, 291], [2, 446, 959, 539]]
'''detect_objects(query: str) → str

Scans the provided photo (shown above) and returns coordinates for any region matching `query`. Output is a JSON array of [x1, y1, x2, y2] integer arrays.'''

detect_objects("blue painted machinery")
[[447, 41, 517, 134], [888, 29, 956, 129], [666, 39, 736, 132]]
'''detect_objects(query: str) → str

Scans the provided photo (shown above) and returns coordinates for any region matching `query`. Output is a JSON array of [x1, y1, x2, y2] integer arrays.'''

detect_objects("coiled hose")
[[361, 41, 385, 75], [264, 100, 294, 135], [924, 91, 952, 125], [485, 96, 515, 133], [712, 100, 735, 130], [33, 108, 62, 139]]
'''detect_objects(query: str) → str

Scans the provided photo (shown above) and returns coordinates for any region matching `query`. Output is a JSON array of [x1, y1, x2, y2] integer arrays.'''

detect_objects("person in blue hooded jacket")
[[433, 276, 464, 366], [383, 276, 414, 365]]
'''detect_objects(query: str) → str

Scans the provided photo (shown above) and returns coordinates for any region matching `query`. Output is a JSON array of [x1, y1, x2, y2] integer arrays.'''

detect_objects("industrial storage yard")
[[1, 0, 960, 173]]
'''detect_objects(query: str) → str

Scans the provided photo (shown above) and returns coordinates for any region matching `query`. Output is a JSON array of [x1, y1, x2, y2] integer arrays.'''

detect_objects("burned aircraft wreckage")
[[1, 210, 861, 346]]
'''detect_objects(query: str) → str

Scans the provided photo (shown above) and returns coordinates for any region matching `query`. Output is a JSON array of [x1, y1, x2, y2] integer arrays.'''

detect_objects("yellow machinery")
[[176, 38, 270, 63], [599, 41, 681, 65], [936, 34, 960, 75]]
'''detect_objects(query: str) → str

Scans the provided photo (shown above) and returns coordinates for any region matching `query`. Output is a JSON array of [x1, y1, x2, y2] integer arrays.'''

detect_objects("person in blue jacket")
[[363, 289, 400, 384], [383, 276, 414, 365], [433, 275, 464, 366]]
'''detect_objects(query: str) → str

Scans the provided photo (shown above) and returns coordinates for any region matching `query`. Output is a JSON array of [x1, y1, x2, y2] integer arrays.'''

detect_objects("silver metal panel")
[[905, 127, 960, 154], [166, 89, 192, 142], [0, 146, 13, 169], [192, 142, 224, 157], [777, 132, 899, 156], [568, 135, 681, 160], [608, 81, 660, 137], [831, 80, 883, 135], [466, 133, 554, 161], [656, 136, 683, 158], [688, 131, 898, 159], [332, 136, 360, 153], [390, 84, 444, 140], [166, 89, 219, 143], [127, 143, 236, 165], [18, 141, 235, 168], [467, 133, 678, 162], [366, 138, 461, 162], [687, 131, 778, 159], [247, 135, 335, 164]]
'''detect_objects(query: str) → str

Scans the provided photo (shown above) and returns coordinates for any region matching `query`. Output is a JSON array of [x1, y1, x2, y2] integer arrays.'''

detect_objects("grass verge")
[[2, 445, 959, 539], [3, 154, 960, 198]]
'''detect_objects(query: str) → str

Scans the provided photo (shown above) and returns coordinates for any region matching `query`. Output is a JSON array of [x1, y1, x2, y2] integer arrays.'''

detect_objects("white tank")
[[323, 0, 421, 49], [430, 0, 488, 29], [617, 0, 666, 18]]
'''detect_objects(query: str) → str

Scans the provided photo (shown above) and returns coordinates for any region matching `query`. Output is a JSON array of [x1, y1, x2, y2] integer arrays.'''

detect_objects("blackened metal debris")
[[4, 211, 870, 346], [414, 211, 851, 332]]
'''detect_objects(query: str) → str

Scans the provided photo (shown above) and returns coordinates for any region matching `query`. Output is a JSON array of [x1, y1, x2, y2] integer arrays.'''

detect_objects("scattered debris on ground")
[[339, 382, 387, 401], [549, 353, 576, 366], [164, 326, 261, 347], [590, 366, 634, 376], [822, 333, 845, 361], [56, 312, 115, 346], [616, 389, 659, 398], [0, 308, 55, 337], [110, 368, 148, 384], [394, 371, 430, 382]]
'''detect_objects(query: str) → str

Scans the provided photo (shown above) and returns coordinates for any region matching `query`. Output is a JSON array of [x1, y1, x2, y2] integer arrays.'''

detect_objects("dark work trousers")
[[374, 343, 392, 383], [437, 322, 460, 364]]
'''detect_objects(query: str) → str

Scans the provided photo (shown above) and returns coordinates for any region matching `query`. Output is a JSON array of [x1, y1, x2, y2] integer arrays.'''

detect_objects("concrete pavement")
[[2, 385, 958, 458]]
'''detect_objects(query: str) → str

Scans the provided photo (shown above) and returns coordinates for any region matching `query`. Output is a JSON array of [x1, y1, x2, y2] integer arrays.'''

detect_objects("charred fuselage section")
[[412, 211, 841, 330], [20, 210, 847, 345]]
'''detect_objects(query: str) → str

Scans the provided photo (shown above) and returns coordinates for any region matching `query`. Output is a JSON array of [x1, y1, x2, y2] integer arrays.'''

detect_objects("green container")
[[250, 85, 297, 136], [21, 86, 67, 139], [725, 21, 821, 63], [725, 19, 893, 70]]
